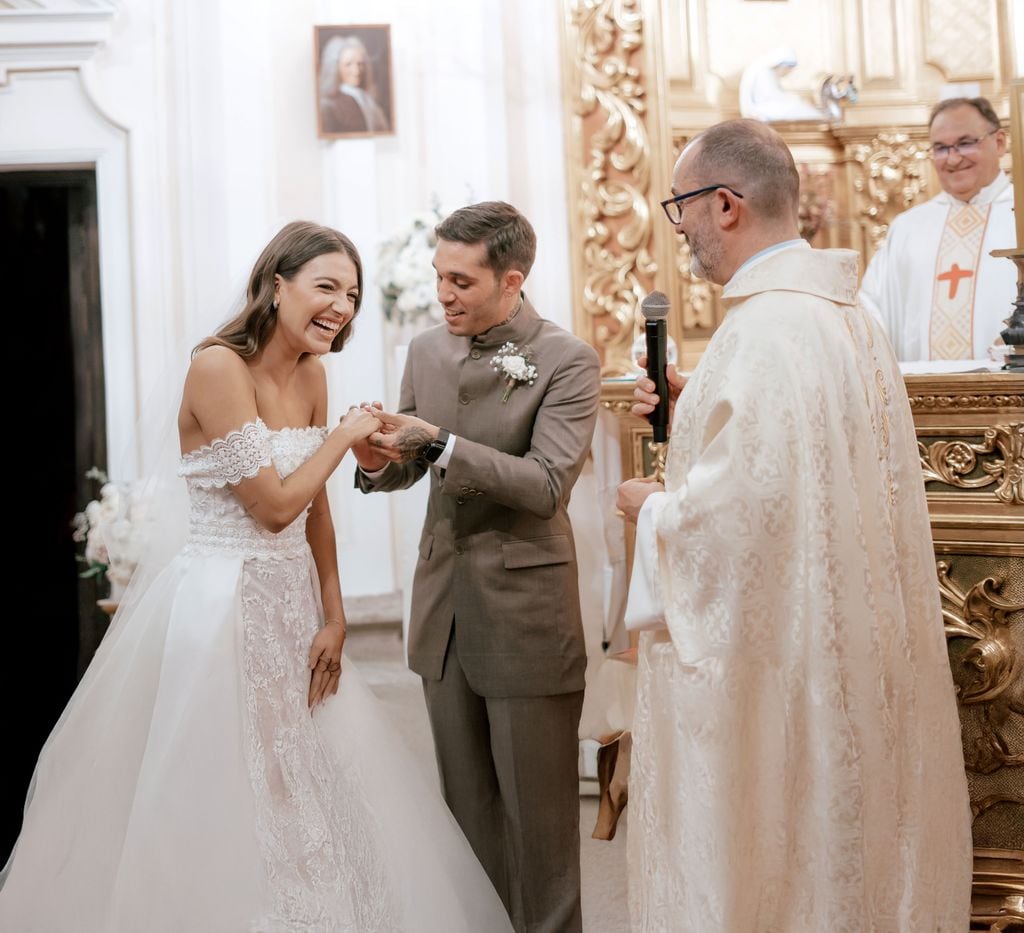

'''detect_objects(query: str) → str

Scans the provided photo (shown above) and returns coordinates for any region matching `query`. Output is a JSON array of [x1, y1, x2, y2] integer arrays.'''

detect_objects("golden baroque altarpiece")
[[560, 0, 1023, 927]]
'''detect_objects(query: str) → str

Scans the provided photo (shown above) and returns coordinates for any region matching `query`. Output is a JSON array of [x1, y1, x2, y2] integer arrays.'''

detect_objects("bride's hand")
[[339, 404, 381, 443], [347, 401, 391, 471], [307, 620, 345, 710]]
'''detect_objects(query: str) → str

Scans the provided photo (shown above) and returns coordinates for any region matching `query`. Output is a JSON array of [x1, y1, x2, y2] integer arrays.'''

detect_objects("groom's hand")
[[370, 411, 440, 464], [350, 401, 392, 472]]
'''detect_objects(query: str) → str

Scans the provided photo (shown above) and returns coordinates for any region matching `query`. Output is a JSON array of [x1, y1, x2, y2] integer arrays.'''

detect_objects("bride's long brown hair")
[[194, 221, 363, 359]]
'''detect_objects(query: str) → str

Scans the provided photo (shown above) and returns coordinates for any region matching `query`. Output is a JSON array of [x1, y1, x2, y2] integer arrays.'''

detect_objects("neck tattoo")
[[497, 296, 524, 327]]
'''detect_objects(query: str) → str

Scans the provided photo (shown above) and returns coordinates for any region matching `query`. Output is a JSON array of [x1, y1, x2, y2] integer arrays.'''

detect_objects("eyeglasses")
[[660, 184, 744, 224], [928, 128, 1000, 161]]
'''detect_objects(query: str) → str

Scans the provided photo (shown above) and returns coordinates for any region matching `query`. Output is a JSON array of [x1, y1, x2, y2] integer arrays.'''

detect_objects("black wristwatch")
[[421, 428, 451, 464]]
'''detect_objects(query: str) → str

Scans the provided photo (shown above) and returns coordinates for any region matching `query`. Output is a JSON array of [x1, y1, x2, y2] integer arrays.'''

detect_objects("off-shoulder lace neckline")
[[180, 418, 326, 463]]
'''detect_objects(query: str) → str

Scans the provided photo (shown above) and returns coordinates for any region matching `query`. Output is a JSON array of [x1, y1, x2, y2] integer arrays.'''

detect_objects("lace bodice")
[[178, 419, 329, 560]]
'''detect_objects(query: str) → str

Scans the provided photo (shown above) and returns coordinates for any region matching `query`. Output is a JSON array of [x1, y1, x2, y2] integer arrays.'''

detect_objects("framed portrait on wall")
[[315, 24, 395, 139]]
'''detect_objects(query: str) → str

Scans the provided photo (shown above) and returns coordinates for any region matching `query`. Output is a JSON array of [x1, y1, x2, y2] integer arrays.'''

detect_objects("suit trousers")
[[423, 626, 584, 933]]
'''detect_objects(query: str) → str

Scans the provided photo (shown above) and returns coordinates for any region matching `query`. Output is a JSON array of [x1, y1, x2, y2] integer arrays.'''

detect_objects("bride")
[[0, 221, 512, 932]]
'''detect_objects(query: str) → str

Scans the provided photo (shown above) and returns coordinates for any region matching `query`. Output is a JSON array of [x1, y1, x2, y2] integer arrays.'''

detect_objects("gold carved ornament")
[[919, 423, 1024, 504], [669, 132, 718, 335], [673, 238, 717, 332], [847, 133, 929, 255], [938, 561, 1024, 783], [646, 438, 667, 483], [908, 394, 1024, 411], [568, 0, 655, 376]]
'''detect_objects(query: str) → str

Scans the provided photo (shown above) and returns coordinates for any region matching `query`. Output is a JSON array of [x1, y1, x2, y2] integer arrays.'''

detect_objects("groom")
[[354, 201, 600, 932]]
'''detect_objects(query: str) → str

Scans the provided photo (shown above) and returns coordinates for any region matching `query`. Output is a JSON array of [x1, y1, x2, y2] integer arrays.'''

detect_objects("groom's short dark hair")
[[436, 201, 536, 279]]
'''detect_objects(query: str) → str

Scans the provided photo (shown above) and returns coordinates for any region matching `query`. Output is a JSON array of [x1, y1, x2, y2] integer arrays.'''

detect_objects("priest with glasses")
[[859, 96, 1015, 362]]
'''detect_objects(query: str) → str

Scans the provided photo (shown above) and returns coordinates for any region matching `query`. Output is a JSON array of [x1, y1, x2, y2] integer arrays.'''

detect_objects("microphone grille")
[[641, 290, 670, 320]]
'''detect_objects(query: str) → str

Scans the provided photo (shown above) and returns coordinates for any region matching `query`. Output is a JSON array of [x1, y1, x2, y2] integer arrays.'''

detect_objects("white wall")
[[0, 0, 572, 597]]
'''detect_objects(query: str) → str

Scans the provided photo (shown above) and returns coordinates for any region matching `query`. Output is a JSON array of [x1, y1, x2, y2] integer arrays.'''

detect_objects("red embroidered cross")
[[937, 263, 974, 300]]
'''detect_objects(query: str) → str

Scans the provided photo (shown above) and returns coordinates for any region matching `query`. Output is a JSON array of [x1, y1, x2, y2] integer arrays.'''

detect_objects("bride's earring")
[[272, 297, 279, 311]]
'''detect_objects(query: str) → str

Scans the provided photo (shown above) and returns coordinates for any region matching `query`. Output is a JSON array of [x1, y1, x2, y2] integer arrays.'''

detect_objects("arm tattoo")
[[395, 426, 434, 463]]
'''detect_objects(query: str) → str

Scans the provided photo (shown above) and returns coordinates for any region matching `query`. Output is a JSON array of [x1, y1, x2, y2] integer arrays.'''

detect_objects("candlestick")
[[993, 79, 1024, 372], [1010, 80, 1024, 252]]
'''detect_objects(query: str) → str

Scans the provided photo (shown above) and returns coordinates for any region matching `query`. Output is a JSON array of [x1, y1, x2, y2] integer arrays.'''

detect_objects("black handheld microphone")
[[641, 291, 670, 443]]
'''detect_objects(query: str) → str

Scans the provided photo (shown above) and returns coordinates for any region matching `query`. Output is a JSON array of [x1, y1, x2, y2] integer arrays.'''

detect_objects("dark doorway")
[[0, 170, 106, 864]]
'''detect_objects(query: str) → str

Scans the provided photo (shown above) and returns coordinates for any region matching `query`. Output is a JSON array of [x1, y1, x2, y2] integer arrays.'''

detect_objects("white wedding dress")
[[0, 420, 512, 933]]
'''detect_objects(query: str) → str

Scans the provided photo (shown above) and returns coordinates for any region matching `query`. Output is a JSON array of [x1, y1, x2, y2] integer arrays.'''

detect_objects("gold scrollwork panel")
[[562, 0, 676, 377], [843, 130, 932, 268], [919, 424, 1024, 506], [938, 556, 1024, 928]]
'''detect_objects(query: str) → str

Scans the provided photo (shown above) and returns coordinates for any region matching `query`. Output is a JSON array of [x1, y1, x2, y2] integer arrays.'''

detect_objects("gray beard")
[[687, 230, 721, 282]]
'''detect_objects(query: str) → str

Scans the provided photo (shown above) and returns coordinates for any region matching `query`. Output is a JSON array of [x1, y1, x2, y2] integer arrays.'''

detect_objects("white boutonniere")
[[490, 341, 538, 403]]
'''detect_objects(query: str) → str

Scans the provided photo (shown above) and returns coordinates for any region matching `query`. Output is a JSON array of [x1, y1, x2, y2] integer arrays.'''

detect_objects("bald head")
[[683, 119, 800, 224]]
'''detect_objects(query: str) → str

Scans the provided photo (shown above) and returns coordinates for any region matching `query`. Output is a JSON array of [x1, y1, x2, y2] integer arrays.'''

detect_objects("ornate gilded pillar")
[[560, 0, 677, 376]]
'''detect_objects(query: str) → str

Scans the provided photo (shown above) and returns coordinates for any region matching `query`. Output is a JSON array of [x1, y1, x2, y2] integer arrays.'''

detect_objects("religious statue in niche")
[[739, 47, 856, 123], [315, 24, 395, 139]]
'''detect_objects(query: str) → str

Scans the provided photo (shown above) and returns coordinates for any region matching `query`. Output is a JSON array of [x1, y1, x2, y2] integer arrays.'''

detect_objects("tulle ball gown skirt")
[[0, 548, 512, 932]]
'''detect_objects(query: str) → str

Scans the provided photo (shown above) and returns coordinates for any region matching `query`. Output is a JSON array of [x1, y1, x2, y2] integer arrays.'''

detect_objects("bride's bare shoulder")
[[179, 346, 258, 440], [185, 345, 251, 392]]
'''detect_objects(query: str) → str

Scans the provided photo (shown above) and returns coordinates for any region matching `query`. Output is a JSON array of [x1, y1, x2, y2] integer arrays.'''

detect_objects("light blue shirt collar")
[[727, 238, 809, 285]]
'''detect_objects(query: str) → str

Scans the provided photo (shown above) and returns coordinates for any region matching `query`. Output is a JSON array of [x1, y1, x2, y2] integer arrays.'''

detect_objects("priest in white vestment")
[[618, 119, 973, 932], [859, 97, 1014, 361]]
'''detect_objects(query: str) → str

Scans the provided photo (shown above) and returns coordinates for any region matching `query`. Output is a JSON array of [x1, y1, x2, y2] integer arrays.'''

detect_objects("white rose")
[[395, 255, 423, 291], [106, 561, 134, 587], [503, 357, 528, 379], [412, 282, 434, 307], [85, 526, 108, 565], [72, 512, 89, 543], [396, 290, 419, 314], [99, 483, 122, 521], [85, 499, 103, 526]]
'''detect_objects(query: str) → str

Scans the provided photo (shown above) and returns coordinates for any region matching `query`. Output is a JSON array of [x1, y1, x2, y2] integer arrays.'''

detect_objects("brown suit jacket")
[[356, 297, 601, 697]]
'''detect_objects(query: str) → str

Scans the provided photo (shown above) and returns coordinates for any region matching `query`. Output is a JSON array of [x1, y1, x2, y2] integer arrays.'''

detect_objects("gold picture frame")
[[314, 24, 395, 140]]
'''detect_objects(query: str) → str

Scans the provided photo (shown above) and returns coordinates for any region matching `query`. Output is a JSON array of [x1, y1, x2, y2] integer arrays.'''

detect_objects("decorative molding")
[[647, 438, 667, 482], [856, 0, 901, 85], [939, 561, 1024, 777], [0, 0, 121, 87], [970, 848, 1024, 932], [0, 1, 117, 16], [847, 132, 930, 256], [972, 794, 1024, 821], [923, 0, 995, 83], [563, 0, 658, 377], [909, 394, 1024, 412], [600, 398, 635, 415], [919, 424, 1024, 505]]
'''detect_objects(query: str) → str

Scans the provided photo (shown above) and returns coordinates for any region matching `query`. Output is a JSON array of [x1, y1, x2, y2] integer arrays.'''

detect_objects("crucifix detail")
[[937, 263, 975, 300]]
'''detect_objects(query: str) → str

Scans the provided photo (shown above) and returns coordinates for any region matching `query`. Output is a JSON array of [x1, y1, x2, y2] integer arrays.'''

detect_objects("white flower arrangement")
[[490, 341, 538, 402], [72, 468, 148, 591], [377, 202, 446, 329]]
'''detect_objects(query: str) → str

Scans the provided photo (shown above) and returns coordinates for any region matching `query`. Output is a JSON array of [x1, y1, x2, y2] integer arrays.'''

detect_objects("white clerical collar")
[[726, 238, 809, 287], [941, 171, 1011, 208]]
